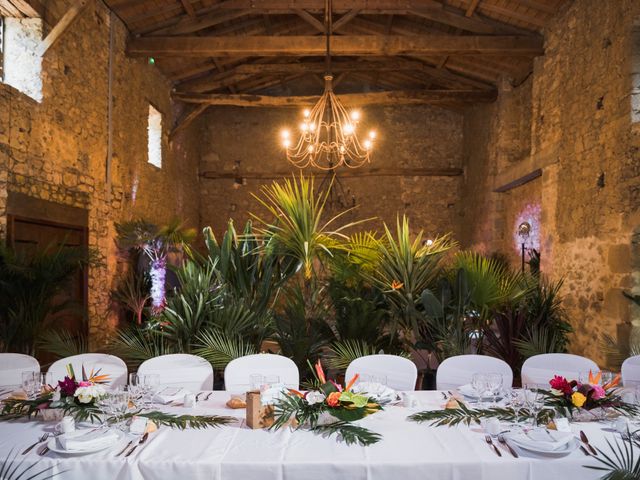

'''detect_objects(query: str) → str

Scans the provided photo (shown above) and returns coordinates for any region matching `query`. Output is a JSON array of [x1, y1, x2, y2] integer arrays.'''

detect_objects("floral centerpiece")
[[542, 371, 628, 420], [1, 364, 234, 429], [409, 371, 639, 427], [270, 361, 383, 445]]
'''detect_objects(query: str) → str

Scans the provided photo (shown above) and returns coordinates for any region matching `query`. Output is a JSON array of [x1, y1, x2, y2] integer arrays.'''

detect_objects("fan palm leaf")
[[194, 329, 256, 369]]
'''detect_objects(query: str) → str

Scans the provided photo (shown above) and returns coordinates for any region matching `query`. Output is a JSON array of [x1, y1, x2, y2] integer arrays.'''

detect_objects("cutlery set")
[[196, 391, 213, 401], [483, 429, 599, 459], [579, 430, 597, 456]]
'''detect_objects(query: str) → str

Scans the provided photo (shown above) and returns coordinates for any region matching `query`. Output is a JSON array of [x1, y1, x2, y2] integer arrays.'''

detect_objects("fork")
[[484, 435, 502, 457], [22, 433, 49, 455], [205, 392, 213, 401], [497, 434, 518, 458]]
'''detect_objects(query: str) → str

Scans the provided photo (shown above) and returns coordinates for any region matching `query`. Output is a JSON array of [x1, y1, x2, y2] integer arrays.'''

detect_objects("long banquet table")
[[0, 390, 614, 480]]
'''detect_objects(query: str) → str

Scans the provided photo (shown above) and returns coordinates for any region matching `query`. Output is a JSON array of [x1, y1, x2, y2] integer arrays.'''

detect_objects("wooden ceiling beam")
[[128, 35, 544, 58], [293, 8, 325, 32], [409, 6, 533, 35], [3, 0, 43, 17], [333, 9, 360, 30], [196, 0, 442, 9], [465, 0, 481, 17], [180, 0, 195, 16], [151, 9, 253, 35], [475, 2, 547, 28], [173, 89, 498, 106]]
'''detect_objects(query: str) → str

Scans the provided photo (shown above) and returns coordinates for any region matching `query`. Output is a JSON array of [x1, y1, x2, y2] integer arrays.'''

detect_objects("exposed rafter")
[[128, 35, 544, 58], [173, 89, 498, 106]]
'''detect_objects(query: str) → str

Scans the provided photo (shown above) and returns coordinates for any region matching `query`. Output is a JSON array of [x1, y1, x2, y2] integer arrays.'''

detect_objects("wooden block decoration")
[[246, 391, 275, 429]]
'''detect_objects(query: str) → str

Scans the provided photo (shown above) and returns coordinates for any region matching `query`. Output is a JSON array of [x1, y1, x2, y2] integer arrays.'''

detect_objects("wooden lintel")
[[201, 167, 463, 180], [493, 168, 542, 193], [127, 35, 544, 58], [173, 89, 497, 106], [37, 0, 88, 56]]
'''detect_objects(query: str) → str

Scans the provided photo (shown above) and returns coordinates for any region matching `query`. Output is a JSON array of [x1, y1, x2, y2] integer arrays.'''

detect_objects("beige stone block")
[[603, 288, 631, 323]]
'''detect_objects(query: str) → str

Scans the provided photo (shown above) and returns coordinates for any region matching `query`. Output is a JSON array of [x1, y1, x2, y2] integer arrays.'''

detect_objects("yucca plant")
[[0, 243, 93, 355], [362, 215, 454, 336], [250, 174, 369, 279]]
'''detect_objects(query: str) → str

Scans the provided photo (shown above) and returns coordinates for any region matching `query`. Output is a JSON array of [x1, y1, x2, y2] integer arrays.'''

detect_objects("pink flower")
[[78, 381, 92, 387], [591, 385, 606, 400]]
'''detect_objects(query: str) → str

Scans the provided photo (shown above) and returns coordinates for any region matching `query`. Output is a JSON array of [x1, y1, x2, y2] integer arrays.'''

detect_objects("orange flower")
[[391, 280, 404, 290], [315, 360, 326, 384], [326, 392, 341, 407], [588, 370, 601, 385], [603, 373, 621, 390], [345, 374, 359, 392], [288, 389, 304, 398]]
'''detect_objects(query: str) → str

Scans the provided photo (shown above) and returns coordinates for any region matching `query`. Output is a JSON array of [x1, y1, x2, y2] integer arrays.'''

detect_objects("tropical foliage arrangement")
[[586, 430, 640, 480], [408, 373, 639, 428], [8, 174, 574, 387], [0, 364, 234, 430], [271, 361, 382, 446]]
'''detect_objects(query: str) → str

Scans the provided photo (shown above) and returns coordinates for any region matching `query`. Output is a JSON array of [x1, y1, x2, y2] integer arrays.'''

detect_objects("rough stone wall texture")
[[461, 0, 640, 365], [198, 105, 463, 240], [0, 0, 200, 347]]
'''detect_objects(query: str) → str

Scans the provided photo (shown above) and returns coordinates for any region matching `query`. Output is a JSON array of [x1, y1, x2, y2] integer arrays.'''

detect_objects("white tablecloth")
[[0, 391, 613, 480]]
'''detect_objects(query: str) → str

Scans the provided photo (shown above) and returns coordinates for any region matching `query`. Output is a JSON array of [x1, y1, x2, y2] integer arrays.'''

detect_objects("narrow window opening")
[[1, 17, 43, 102], [148, 104, 162, 168], [632, 21, 640, 123]]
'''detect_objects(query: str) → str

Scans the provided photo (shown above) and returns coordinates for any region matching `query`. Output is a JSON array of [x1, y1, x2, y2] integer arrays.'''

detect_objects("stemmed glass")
[[471, 373, 488, 407], [22, 372, 43, 399], [507, 388, 525, 428], [109, 389, 131, 431], [486, 373, 503, 407], [524, 384, 544, 428], [141, 374, 160, 408], [128, 373, 144, 408]]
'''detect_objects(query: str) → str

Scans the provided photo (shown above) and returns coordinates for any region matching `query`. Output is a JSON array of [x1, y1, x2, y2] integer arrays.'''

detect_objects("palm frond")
[[108, 326, 171, 369], [194, 329, 256, 369], [0, 448, 65, 480], [585, 431, 640, 480], [36, 328, 89, 359]]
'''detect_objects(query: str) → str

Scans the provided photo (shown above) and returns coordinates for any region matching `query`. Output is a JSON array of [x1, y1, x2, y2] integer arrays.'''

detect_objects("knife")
[[580, 430, 598, 456], [116, 440, 133, 457], [125, 432, 149, 457]]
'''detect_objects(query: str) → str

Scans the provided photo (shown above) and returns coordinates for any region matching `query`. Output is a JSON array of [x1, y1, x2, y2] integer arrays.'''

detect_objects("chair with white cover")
[[621, 355, 640, 387], [521, 353, 599, 386], [0, 353, 40, 387], [224, 354, 299, 394], [436, 354, 513, 391], [345, 354, 418, 391], [48, 353, 128, 389], [138, 354, 214, 391]]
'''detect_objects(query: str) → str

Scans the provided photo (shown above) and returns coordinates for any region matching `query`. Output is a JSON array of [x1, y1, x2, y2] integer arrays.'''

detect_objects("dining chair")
[[521, 353, 599, 386], [621, 355, 640, 387], [0, 353, 40, 387], [224, 353, 299, 393], [345, 354, 418, 391], [138, 354, 214, 391], [436, 354, 513, 390], [48, 353, 128, 388]]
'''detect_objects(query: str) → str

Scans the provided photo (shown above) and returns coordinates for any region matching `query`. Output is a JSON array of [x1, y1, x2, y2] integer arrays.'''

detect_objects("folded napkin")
[[458, 384, 497, 399], [351, 382, 397, 404], [507, 429, 574, 452], [153, 387, 188, 404], [57, 429, 119, 452]]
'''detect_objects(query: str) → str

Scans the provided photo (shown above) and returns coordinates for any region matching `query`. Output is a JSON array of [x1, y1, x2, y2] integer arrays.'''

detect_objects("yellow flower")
[[571, 392, 587, 408]]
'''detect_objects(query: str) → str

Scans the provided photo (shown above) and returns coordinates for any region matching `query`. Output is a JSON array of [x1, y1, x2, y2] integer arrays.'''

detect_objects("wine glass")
[[141, 374, 160, 408], [128, 373, 144, 408], [507, 388, 525, 428], [22, 371, 42, 399], [110, 389, 131, 431], [486, 373, 503, 407], [471, 373, 488, 407], [249, 374, 264, 392], [524, 384, 544, 428]]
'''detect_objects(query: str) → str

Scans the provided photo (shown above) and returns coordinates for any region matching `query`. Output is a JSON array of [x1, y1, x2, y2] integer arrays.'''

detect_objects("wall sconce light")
[[517, 221, 531, 273]]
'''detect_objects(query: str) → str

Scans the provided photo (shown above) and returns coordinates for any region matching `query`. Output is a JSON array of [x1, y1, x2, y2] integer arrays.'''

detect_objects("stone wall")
[[460, 0, 640, 365], [198, 105, 463, 239], [0, 0, 200, 347]]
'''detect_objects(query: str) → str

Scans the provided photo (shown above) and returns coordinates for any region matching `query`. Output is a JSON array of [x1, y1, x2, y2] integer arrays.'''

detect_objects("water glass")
[[486, 373, 503, 406], [471, 373, 488, 406], [110, 389, 131, 430], [22, 371, 42, 399], [360, 374, 388, 387], [128, 373, 144, 407], [141, 374, 160, 407], [524, 384, 544, 427], [507, 388, 525, 427], [249, 374, 264, 392]]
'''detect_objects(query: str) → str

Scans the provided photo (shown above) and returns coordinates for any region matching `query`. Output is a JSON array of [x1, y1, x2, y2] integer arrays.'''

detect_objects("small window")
[[1, 17, 42, 101], [148, 104, 162, 168]]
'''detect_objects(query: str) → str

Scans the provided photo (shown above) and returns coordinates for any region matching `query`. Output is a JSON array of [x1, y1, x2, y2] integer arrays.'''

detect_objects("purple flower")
[[58, 376, 77, 397]]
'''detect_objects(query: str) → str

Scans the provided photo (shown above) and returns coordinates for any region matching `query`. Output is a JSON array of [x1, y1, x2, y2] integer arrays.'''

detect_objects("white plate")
[[507, 436, 580, 457], [46, 429, 124, 456]]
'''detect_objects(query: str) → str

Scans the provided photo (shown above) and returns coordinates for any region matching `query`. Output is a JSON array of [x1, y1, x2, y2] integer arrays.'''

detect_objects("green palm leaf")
[[194, 329, 256, 369]]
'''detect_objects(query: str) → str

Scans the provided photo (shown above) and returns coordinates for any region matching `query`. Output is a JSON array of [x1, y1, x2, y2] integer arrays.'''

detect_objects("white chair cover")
[[436, 355, 513, 391], [345, 354, 418, 391], [621, 355, 640, 387], [48, 354, 128, 389], [521, 353, 599, 386], [224, 354, 299, 394], [138, 354, 214, 391], [0, 353, 40, 387]]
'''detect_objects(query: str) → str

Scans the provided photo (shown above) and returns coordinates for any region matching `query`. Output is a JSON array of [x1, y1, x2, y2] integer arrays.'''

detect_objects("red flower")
[[58, 376, 78, 397], [549, 375, 573, 395]]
